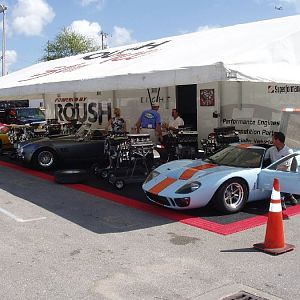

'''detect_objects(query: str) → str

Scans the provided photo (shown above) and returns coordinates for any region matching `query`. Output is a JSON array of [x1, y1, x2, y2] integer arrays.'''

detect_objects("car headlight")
[[144, 170, 160, 184], [175, 181, 201, 194]]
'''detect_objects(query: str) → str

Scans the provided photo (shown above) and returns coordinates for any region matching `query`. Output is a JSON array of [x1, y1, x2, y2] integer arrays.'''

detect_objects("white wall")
[[44, 87, 176, 131], [115, 87, 176, 132], [219, 81, 300, 144], [197, 82, 220, 140], [29, 99, 44, 108], [43, 81, 300, 145]]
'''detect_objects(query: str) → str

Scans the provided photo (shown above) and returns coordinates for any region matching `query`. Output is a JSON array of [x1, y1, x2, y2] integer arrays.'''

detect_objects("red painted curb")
[[1, 160, 300, 235]]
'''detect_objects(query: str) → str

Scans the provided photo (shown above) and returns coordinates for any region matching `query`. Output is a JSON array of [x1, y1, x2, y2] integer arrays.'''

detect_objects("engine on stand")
[[176, 129, 199, 159], [159, 128, 199, 162], [96, 132, 155, 189], [200, 126, 240, 156], [7, 124, 37, 144], [7, 120, 86, 160], [45, 119, 82, 136]]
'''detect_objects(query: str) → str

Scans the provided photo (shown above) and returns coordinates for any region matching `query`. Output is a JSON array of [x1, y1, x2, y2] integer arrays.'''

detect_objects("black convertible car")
[[17, 124, 107, 170]]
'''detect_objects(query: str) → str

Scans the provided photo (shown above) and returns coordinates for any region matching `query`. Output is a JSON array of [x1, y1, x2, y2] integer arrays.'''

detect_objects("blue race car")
[[143, 144, 300, 213]]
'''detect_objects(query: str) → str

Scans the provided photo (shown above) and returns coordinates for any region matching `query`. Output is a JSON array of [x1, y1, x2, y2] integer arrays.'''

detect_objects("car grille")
[[145, 192, 171, 206]]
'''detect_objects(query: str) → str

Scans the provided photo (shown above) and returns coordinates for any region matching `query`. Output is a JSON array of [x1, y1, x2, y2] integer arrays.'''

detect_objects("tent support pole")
[[238, 81, 243, 110], [112, 90, 117, 107], [217, 81, 222, 127]]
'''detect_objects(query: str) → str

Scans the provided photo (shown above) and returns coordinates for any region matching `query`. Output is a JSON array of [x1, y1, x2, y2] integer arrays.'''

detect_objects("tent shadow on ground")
[[0, 166, 179, 234], [0, 154, 275, 229]]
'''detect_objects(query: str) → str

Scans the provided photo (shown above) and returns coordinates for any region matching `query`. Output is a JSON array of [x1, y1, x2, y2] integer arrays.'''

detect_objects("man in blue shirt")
[[136, 103, 162, 144]]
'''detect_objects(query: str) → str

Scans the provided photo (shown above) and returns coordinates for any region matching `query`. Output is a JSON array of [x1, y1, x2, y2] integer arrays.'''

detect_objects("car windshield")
[[75, 124, 92, 139], [204, 145, 265, 168], [16, 108, 45, 119]]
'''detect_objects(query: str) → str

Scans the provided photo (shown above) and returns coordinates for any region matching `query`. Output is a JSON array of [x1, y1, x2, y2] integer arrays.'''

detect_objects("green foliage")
[[41, 28, 101, 61]]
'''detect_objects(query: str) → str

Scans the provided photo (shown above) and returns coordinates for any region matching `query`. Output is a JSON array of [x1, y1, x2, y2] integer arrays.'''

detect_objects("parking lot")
[[1, 163, 300, 300]]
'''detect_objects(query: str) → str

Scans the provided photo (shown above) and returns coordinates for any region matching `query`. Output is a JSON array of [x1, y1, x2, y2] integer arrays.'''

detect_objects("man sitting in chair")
[[163, 109, 184, 134]]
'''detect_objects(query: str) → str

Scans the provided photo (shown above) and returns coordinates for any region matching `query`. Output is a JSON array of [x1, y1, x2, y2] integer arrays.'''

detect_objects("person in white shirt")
[[264, 131, 298, 209], [164, 109, 184, 133], [159, 109, 185, 162]]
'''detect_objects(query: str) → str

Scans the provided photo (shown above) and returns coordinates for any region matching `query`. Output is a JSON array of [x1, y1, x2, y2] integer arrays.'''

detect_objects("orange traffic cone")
[[253, 178, 295, 255]]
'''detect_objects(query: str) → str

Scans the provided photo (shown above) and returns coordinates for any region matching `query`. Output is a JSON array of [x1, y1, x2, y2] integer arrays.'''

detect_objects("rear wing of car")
[[279, 108, 300, 149]]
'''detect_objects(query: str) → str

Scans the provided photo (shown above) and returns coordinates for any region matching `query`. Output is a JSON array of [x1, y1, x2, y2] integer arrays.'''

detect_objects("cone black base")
[[253, 242, 295, 255]]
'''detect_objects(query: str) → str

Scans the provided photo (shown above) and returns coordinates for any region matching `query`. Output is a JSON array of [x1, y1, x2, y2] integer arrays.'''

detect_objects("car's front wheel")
[[212, 178, 248, 214], [33, 148, 57, 170]]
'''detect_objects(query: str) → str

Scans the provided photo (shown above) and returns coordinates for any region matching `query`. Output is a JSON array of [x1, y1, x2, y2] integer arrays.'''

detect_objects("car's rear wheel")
[[212, 178, 248, 214], [33, 148, 57, 170]]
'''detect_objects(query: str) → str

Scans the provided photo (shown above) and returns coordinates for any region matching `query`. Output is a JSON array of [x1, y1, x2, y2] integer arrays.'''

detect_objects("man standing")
[[136, 103, 162, 144], [264, 131, 298, 209]]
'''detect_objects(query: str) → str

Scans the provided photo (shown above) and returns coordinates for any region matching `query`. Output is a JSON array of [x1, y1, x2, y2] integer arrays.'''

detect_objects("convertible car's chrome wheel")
[[38, 150, 54, 167], [213, 178, 248, 214], [34, 149, 57, 169]]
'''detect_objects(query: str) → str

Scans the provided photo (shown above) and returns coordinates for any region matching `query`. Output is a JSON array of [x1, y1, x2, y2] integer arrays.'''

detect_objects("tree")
[[41, 28, 101, 61]]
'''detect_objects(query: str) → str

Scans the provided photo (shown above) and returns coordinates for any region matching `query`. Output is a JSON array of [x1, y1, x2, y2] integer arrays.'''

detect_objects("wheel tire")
[[54, 169, 88, 184], [212, 178, 248, 214], [33, 148, 57, 170], [100, 170, 109, 179], [115, 179, 125, 190]]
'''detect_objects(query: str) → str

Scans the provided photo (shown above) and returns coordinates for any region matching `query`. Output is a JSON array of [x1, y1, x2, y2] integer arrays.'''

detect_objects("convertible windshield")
[[16, 108, 45, 119], [204, 146, 265, 168], [75, 124, 91, 138]]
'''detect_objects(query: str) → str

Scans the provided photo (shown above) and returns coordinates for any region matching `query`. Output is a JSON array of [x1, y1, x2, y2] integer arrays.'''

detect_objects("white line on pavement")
[[0, 207, 46, 223]]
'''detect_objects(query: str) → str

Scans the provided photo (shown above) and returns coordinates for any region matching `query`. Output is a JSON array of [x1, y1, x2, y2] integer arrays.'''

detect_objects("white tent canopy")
[[1, 15, 300, 100]]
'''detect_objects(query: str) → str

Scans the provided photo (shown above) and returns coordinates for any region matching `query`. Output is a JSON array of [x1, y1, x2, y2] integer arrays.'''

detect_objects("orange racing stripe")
[[149, 177, 177, 195], [179, 163, 217, 180], [238, 144, 252, 148]]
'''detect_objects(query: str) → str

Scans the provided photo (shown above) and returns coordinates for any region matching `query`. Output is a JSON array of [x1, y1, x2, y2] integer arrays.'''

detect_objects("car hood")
[[158, 160, 243, 180], [20, 134, 79, 147]]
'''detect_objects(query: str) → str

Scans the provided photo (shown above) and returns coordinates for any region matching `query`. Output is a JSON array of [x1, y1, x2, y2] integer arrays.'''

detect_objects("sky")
[[1, 0, 300, 73]]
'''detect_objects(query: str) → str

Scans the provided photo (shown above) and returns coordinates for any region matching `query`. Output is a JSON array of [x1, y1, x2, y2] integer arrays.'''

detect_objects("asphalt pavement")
[[0, 165, 299, 300]]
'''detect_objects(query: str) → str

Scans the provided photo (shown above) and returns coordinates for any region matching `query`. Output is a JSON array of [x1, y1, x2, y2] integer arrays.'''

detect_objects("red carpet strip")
[[1, 160, 299, 235]]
